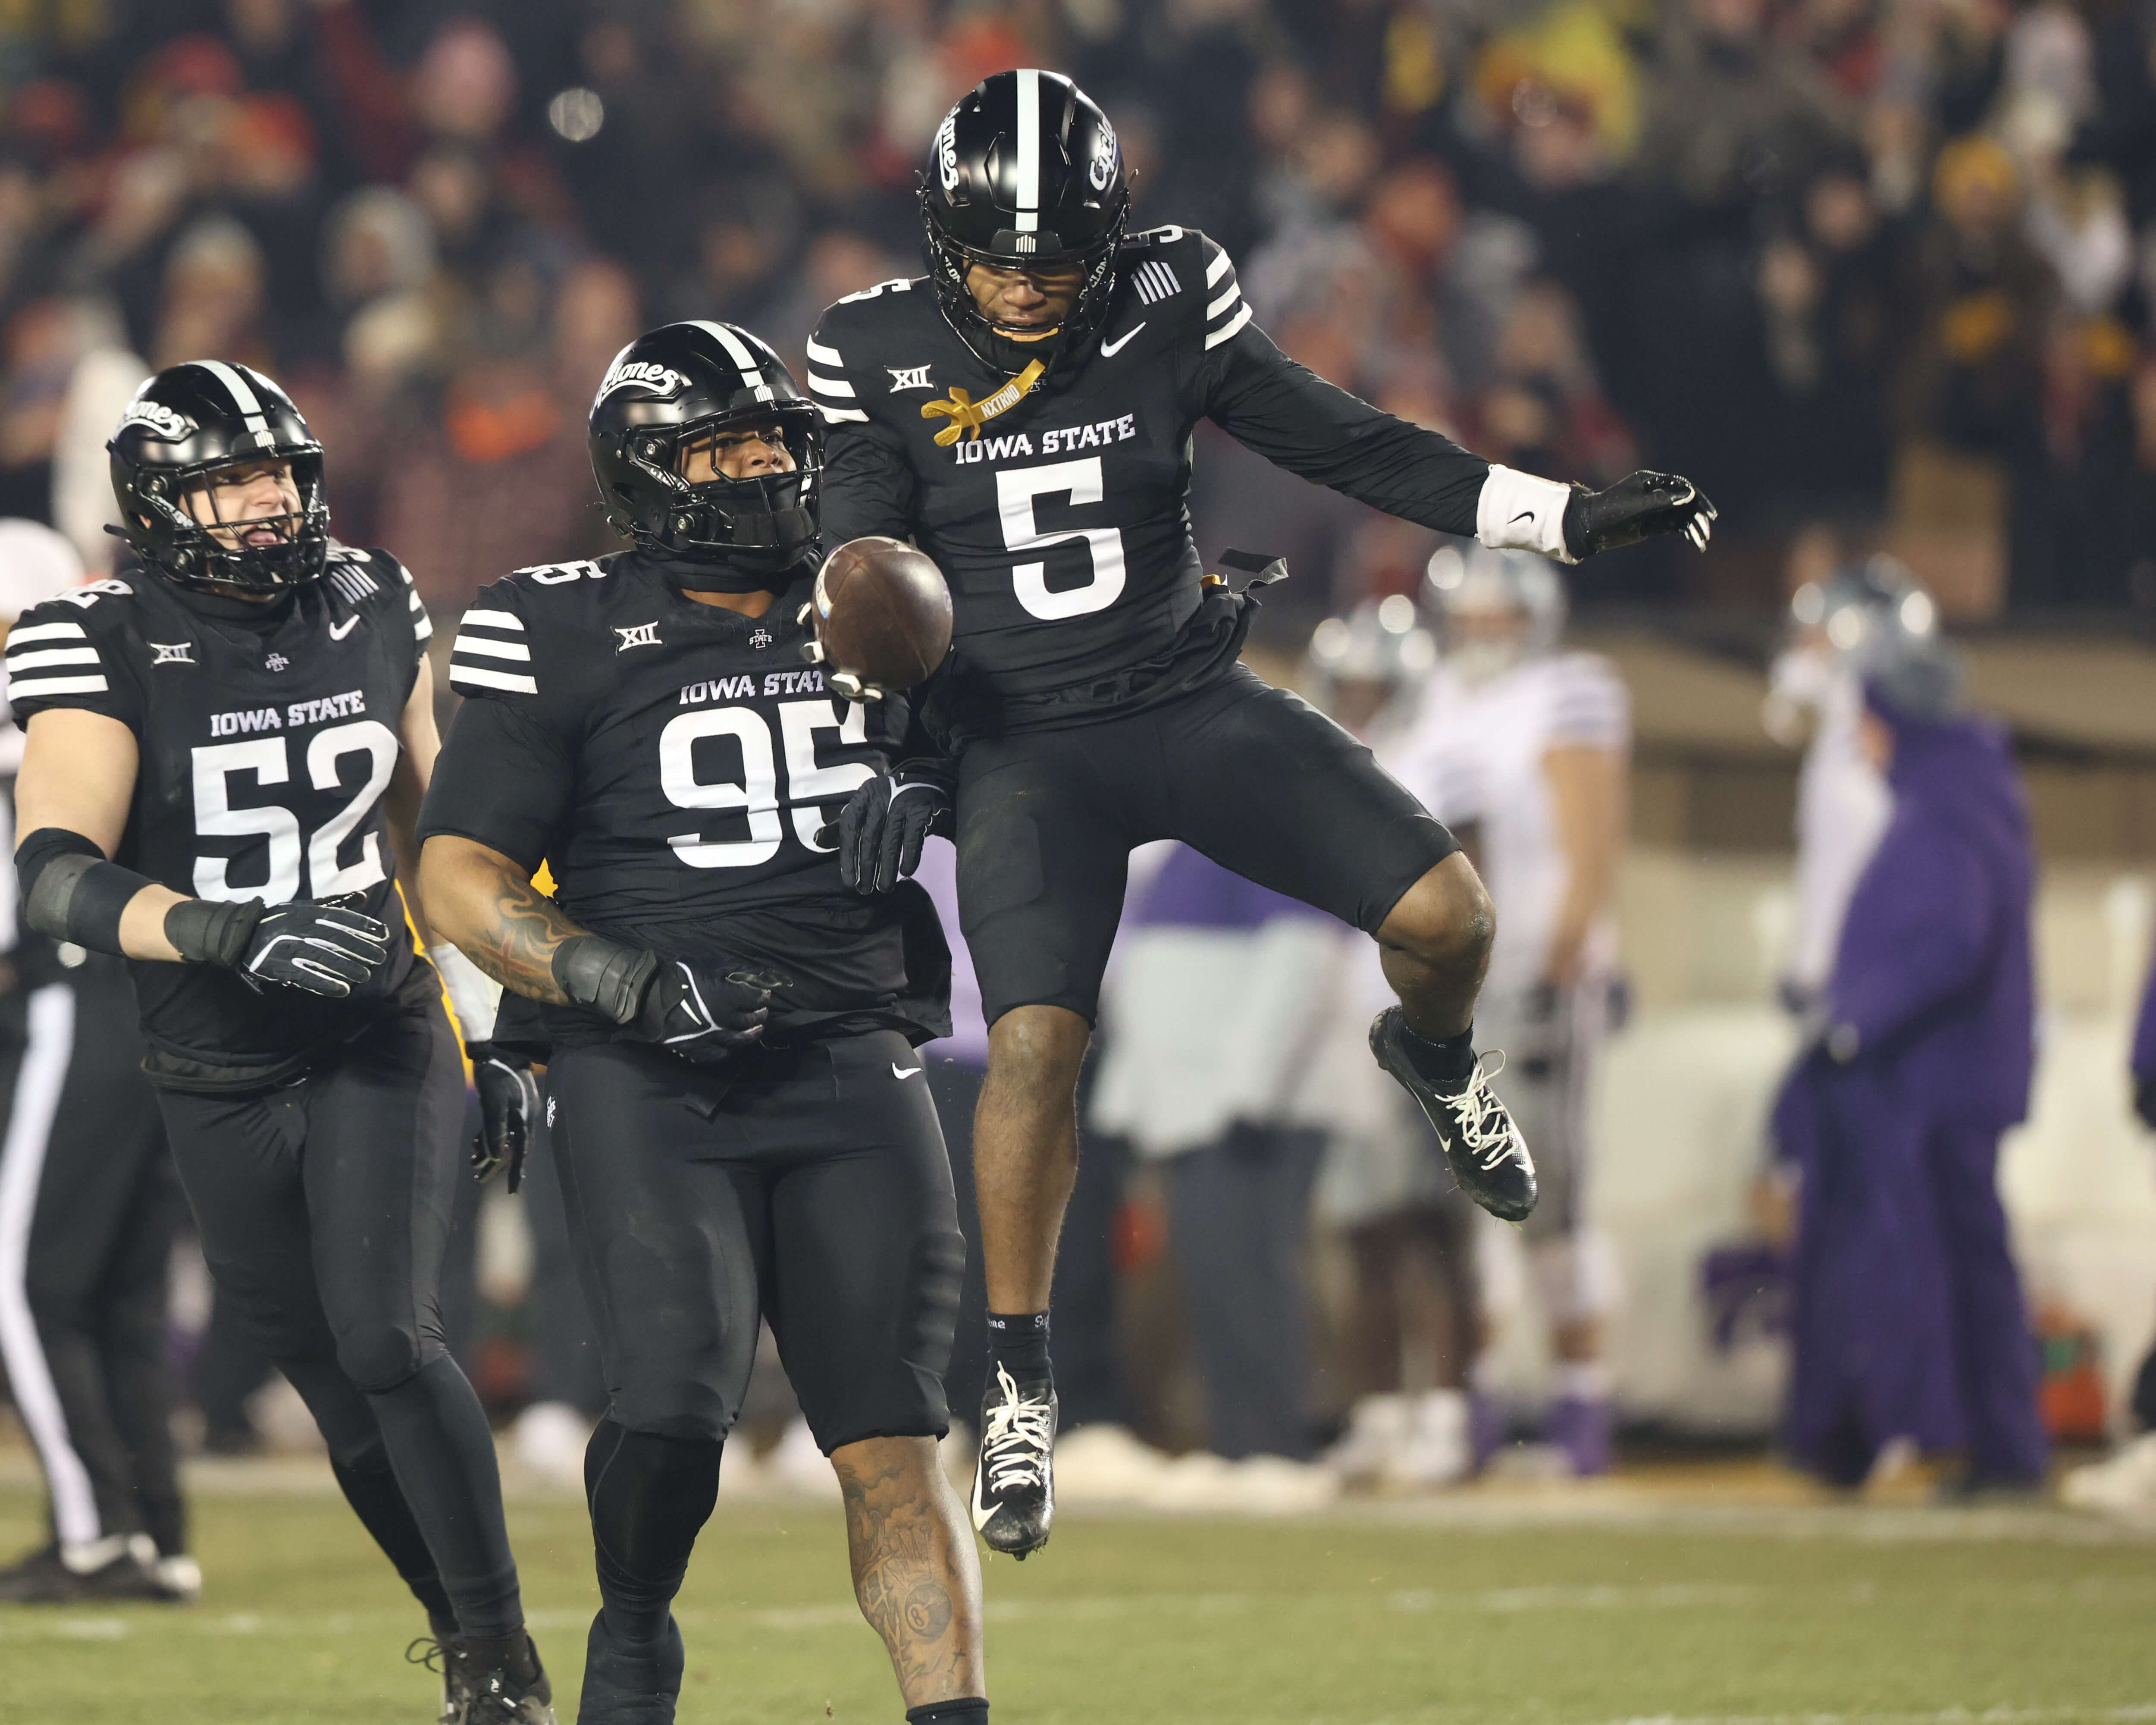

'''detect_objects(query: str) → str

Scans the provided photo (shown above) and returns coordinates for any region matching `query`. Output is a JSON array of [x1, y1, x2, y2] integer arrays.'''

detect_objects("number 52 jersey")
[[418, 551, 950, 1050], [5, 548, 435, 1091]]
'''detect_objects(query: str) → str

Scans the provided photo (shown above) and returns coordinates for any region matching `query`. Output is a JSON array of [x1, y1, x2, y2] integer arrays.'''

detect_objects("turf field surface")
[[1, 1462, 2151, 1725]]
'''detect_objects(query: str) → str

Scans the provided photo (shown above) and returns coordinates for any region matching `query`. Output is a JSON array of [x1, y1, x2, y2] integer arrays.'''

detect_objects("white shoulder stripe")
[[449, 665, 539, 696], [8, 674, 110, 699], [1203, 302, 1253, 349], [458, 608, 524, 631], [806, 372, 855, 398], [817, 405, 870, 423], [1205, 246, 1233, 287], [1206, 283, 1241, 321], [451, 636, 531, 662], [413, 614, 434, 640], [806, 338, 844, 367], [6, 647, 102, 672], [6, 621, 87, 646]]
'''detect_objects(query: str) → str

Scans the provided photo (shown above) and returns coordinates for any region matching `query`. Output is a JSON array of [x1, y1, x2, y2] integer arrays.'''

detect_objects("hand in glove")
[[818, 774, 951, 895], [172, 898, 392, 997], [1564, 470, 1717, 559], [468, 1042, 540, 1191], [633, 957, 787, 1064]]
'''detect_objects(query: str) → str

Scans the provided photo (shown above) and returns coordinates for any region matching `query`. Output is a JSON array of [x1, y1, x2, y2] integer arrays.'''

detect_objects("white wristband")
[[1476, 464, 1577, 564], [432, 942, 503, 1044]]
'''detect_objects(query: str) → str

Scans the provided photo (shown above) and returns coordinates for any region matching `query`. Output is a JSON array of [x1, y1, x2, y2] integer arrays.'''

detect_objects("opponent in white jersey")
[[1387, 547, 1630, 1476]]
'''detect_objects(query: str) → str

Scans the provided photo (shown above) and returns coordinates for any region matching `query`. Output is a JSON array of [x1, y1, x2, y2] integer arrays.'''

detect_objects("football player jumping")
[[7, 363, 553, 1720], [809, 70, 1715, 1556], [417, 323, 985, 1725]]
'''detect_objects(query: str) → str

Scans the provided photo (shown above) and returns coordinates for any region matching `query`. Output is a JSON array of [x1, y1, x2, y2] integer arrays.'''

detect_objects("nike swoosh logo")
[[1510, 510, 1536, 524], [1100, 322, 1146, 357], [329, 616, 360, 640], [892, 1063, 924, 1080]]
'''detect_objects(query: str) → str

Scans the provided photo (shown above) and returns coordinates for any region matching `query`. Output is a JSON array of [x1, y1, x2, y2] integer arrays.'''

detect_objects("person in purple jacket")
[[1772, 625, 2047, 1492]]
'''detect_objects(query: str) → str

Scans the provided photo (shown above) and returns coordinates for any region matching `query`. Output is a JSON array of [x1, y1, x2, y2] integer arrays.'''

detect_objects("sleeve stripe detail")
[[407, 590, 426, 610], [451, 636, 532, 662], [806, 338, 844, 367], [6, 647, 102, 671], [8, 674, 110, 698], [1205, 247, 1232, 287], [1203, 302, 1253, 349], [817, 405, 870, 423], [458, 608, 524, 631], [1206, 283, 1241, 321], [806, 371, 855, 398], [448, 665, 539, 695], [6, 621, 87, 646], [414, 615, 435, 641]]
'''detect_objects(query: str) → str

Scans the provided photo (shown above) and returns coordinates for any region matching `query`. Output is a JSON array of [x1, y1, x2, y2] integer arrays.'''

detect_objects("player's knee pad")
[[335, 1321, 426, 1396], [1529, 1229, 1619, 1328]]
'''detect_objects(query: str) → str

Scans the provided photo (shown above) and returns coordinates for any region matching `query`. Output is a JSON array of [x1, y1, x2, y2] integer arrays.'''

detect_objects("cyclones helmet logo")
[[1088, 119, 1117, 192], [121, 398, 196, 441], [599, 361, 688, 401], [936, 112, 960, 192]]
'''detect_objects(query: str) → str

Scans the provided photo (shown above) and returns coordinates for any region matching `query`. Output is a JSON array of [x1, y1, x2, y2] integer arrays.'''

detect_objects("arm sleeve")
[[806, 312, 918, 545], [4, 590, 142, 731], [1828, 821, 1996, 1052], [415, 695, 573, 875], [379, 549, 433, 669], [1191, 236, 1490, 538]]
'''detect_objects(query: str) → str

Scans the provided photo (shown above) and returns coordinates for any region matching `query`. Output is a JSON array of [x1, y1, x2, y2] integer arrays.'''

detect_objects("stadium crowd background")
[[2, 0, 2156, 1494]]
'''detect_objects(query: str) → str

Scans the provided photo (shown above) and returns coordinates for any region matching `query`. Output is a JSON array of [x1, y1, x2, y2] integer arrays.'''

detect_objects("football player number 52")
[[997, 458, 1127, 621], [191, 721, 400, 903]]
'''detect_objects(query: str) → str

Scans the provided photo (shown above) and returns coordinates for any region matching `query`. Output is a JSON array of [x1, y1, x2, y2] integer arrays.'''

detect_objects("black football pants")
[[956, 663, 1459, 1026], [157, 1002, 523, 1638], [0, 960, 186, 1558]]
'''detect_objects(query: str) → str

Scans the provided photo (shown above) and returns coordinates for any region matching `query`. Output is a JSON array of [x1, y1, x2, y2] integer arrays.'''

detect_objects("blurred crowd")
[[4, 0, 2156, 615]]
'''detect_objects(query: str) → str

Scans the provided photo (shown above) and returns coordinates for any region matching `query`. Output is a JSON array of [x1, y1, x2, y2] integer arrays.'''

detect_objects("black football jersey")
[[5, 548, 434, 1090], [420, 550, 946, 1049], [808, 225, 1491, 712]]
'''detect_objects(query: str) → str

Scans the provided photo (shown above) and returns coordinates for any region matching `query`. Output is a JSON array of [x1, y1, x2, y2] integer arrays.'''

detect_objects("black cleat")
[[972, 1364, 1056, 1558], [1369, 1008, 1538, 1222], [577, 1611, 684, 1724], [0, 1540, 165, 1604], [405, 1637, 464, 1725], [455, 1632, 557, 1723]]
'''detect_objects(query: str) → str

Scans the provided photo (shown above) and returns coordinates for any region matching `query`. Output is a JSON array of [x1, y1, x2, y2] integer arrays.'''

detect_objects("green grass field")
[[3, 1471, 2153, 1725]]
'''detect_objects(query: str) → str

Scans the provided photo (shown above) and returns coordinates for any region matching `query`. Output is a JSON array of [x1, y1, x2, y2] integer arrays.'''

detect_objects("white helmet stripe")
[[193, 359, 276, 452], [1015, 69, 1040, 233], [691, 321, 775, 405]]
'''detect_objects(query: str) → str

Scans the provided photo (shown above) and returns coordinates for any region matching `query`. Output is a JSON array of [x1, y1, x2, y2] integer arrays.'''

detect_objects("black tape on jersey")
[[16, 827, 152, 956]]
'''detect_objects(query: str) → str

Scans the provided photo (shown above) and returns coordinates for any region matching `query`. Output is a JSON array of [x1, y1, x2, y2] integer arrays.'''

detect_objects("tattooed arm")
[[418, 834, 584, 1004]]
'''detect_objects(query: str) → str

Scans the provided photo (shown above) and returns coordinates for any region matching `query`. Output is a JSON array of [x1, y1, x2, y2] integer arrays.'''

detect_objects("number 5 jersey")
[[5, 548, 436, 1090], [417, 551, 950, 1052]]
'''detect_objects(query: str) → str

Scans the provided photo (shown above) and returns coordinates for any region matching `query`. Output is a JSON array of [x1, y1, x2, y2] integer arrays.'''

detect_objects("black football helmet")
[[588, 320, 823, 591], [920, 69, 1129, 374], [108, 361, 329, 593]]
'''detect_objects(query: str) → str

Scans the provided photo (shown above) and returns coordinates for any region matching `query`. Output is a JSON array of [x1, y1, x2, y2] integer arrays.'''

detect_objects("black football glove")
[[189, 899, 392, 997], [633, 957, 787, 1064], [467, 1042, 540, 1192], [1563, 470, 1717, 559], [818, 773, 952, 895]]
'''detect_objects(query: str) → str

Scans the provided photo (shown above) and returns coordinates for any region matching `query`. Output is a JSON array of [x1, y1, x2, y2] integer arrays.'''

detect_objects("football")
[[809, 536, 953, 700]]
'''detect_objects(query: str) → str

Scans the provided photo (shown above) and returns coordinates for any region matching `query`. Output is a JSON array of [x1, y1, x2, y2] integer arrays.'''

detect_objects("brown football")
[[811, 536, 953, 699]]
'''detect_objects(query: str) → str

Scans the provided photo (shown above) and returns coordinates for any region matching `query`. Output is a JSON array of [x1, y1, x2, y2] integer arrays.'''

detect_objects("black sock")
[[1399, 1021, 1476, 1089], [328, 1448, 458, 1633], [367, 1355, 523, 1640], [585, 1419, 722, 1649], [985, 1311, 1050, 1383], [908, 1700, 989, 1725]]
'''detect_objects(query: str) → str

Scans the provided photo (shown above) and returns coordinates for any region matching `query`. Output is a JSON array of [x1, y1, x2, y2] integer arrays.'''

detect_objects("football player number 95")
[[997, 457, 1127, 621], [660, 698, 871, 869], [190, 720, 399, 903]]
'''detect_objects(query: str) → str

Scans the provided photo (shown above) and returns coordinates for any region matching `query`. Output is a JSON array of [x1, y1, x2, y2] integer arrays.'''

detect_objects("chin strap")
[[921, 358, 1048, 447]]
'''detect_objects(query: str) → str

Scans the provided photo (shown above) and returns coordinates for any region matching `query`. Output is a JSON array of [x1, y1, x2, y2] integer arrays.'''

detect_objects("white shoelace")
[[1441, 1053, 1522, 1173], [980, 1364, 1055, 1493]]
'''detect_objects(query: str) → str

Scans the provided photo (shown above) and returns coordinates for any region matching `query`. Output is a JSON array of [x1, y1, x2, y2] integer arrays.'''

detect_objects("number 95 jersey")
[[420, 552, 947, 1049], [5, 548, 433, 1091]]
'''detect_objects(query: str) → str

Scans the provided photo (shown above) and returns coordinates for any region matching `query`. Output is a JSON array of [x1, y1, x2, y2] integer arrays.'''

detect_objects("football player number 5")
[[997, 458, 1126, 620]]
